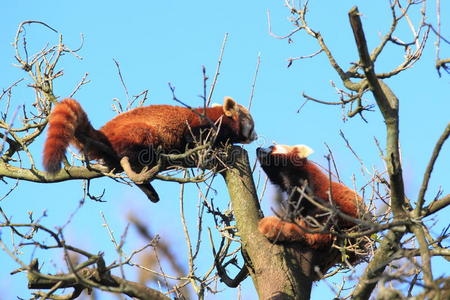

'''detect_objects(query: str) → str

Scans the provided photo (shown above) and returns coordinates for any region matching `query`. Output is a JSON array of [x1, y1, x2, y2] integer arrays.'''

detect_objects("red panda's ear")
[[272, 144, 292, 154], [293, 145, 314, 158], [223, 97, 238, 117]]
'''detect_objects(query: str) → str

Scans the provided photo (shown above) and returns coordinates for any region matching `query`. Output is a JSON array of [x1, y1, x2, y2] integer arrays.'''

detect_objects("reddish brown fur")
[[257, 145, 363, 249], [43, 99, 91, 173], [43, 98, 255, 174], [100, 105, 236, 156], [292, 156, 361, 222]]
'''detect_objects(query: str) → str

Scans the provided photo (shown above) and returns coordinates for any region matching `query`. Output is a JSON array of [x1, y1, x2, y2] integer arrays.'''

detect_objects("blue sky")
[[1, 1, 449, 299]]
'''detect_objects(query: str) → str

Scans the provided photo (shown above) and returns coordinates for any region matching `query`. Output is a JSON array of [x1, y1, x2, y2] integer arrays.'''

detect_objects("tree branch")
[[27, 259, 171, 300], [349, 6, 406, 218], [352, 228, 405, 300], [416, 122, 450, 217], [0, 163, 105, 183], [348, 6, 410, 299], [424, 194, 450, 216]]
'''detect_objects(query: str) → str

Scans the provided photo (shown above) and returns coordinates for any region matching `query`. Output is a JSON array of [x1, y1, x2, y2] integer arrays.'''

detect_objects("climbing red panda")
[[43, 97, 257, 202], [257, 144, 367, 274]]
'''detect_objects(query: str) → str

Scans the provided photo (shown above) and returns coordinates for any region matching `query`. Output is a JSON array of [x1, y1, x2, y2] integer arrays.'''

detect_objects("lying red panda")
[[257, 144, 367, 275], [43, 97, 257, 202]]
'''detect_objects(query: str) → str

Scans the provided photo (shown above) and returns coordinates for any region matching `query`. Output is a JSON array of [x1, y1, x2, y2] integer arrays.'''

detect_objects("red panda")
[[257, 144, 367, 274], [43, 97, 257, 202]]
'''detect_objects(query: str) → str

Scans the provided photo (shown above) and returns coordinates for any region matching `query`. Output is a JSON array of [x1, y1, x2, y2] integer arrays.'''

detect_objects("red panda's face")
[[258, 144, 313, 166], [220, 97, 256, 144], [235, 104, 257, 144], [256, 144, 313, 193]]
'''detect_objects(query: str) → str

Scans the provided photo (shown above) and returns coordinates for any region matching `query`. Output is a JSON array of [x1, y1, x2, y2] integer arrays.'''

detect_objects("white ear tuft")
[[223, 97, 238, 117], [272, 144, 291, 154], [293, 145, 314, 158]]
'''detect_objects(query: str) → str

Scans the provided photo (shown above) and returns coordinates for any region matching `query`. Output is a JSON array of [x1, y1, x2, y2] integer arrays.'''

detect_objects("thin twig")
[[113, 58, 130, 101], [415, 123, 450, 217], [206, 33, 228, 107], [248, 52, 261, 110]]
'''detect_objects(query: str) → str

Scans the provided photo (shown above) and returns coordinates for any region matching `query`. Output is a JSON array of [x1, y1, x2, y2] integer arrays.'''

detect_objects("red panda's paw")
[[259, 217, 334, 248], [258, 216, 300, 242]]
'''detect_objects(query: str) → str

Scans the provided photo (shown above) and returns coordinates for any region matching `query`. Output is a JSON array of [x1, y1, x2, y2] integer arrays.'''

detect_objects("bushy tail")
[[43, 98, 93, 174]]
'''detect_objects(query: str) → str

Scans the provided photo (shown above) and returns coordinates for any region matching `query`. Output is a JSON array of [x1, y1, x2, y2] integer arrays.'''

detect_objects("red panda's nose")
[[256, 147, 272, 159]]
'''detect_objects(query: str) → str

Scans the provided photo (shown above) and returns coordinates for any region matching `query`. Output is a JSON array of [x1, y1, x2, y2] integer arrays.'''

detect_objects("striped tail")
[[43, 98, 93, 174]]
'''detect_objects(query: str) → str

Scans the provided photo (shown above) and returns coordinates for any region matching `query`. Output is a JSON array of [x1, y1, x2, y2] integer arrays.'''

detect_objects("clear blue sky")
[[1, 1, 449, 299]]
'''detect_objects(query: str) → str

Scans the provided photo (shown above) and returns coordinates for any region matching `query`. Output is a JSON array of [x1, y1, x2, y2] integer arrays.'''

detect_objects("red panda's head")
[[256, 144, 314, 193], [212, 97, 257, 144]]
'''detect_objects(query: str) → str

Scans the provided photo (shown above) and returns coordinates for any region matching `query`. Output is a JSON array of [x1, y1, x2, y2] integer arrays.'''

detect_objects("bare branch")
[[410, 224, 435, 289], [206, 33, 228, 107], [423, 194, 450, 216], [209, 228, 249, 288], [266, 9, 302, 40], [0, 162, 106, 182], [113, 58, 130, 102], [68, 72, 90, 98], [349, 6, 406, 218], [27, 259, 171, 300], [416, 122, 450, 216], [287, 49, 323, 67], [436, 58, 450, 76], [248, 52, 261, 110]]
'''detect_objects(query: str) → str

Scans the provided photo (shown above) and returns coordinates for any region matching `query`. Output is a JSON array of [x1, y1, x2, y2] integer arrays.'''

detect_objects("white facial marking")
[[271, 144, 291, 154]]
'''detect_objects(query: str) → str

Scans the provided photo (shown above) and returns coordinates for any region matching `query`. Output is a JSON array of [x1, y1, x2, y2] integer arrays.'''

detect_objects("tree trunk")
[[221, 147, 314, 300]]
